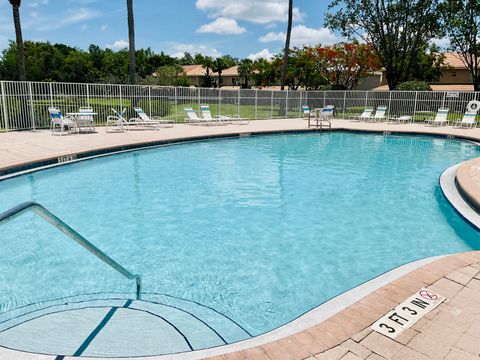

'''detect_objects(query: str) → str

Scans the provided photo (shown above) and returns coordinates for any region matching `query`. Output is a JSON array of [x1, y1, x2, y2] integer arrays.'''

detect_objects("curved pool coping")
[[0, 122, 480, 359], [456, 158, 480, 213]]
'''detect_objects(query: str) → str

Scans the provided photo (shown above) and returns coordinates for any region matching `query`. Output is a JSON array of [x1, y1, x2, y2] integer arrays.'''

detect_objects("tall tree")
[[441, 0, 480, 90], [238, 59, 253, 88], [127, 0, 136, 84], [307, 43, 381, 90], [9, 0, 26, 81], [211, 56, 235, 88], [326, 0, 443, 89], [280, 0, 293, 90]]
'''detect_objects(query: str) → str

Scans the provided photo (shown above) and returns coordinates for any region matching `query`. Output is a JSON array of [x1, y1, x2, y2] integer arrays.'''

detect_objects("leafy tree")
[[326, 0, 443, 89], [178, 52, 195, 65], [408, 44, 446, 83], [440, 0, 480, 90], [198, 56, 214, 87], [280, 0, 293, 90], [211, 56, 236, 88], [238, 59, 253, 88], [252, 59, 276, 87], [306, 43, 381, 90], [8, 0, 26, 80], [127, 0, 136, 84]]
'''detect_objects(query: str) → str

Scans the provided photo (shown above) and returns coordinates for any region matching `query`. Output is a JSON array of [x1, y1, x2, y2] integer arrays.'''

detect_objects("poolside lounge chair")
[[106, 108, 129, 133], [457, 111, 478, 128], [349, 108, 374, 121], [426, 108, 449, 126], [76, 107, 96, 133], [132, 107, 174, 129], [200, 104, 249, 125], [302, 105, 311, 118], [184, 108, 214, 126], [322, 105, 335, 119], [370, 106, 388, 122], [49, 107, 75, 136]]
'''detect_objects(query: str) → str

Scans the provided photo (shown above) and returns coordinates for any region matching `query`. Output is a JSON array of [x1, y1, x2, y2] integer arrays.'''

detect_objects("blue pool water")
[[0, 132, 479, 337]]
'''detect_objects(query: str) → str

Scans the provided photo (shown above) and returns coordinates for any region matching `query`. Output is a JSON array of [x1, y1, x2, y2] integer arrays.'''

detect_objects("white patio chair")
[[302, 105, 311, 119], [458, 111, 477, 128], [131, 107, 174, 129], [349, 108, 374, 121], [48, 107, 75, 136], [371, 106, 388, 122], [76, 107, 95, 133], [200, 104, 249, 125], [426, 108, 449, 126], [106, 108, 129, 133], [184, 107, 213, 126], [321, 105, 335, 119]]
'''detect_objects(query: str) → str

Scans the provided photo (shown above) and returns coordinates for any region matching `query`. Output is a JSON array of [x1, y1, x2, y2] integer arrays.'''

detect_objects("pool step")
[[0, 295, 251, 357]]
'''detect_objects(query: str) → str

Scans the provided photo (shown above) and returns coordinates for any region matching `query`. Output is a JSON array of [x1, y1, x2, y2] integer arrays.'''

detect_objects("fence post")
[[238, 88, 241, 117], [86, 83, 90, 107], [28, 82, 35, 130], [365, 91, 369, 108], [198, 87, 201, 109], [218, 88, 221, 117], [119, 85, 123, 109], [388, 91, 392, 118], [441, 91, 446, 109], [255, 89, 258, 120], [342, 91, 347, 119], [148, 86, 152, 116], [285, 89, 289, 118], [271, 91, 274, 119], [1, 81, 9, 131], [413, 91, 418, 121], [174, 87, 178, 122], [299, 91, 303, 118], [49, 82, 54, 107]]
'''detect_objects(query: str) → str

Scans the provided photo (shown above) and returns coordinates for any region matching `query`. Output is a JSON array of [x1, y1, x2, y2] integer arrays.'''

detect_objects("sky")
[[0, 0, 339, 60]]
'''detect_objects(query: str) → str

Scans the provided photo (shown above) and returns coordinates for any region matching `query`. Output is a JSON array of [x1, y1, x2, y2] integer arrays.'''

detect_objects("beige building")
[[182, 65, 239, 88], [374, 53, 474, 91]]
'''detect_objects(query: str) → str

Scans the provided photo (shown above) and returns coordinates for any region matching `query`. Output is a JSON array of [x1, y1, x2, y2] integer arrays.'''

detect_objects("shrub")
[[395, 81, 432, 91]]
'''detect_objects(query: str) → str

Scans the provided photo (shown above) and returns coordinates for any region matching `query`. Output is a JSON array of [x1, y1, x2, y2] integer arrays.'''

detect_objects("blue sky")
[[0, 0, 339, 60]]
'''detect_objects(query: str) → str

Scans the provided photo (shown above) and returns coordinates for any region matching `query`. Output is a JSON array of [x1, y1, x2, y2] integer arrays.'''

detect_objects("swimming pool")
[[0, 132, 479, 351]]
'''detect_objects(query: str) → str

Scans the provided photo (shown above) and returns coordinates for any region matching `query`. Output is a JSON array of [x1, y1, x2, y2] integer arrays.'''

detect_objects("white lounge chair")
[[426, 108, 449, 126], [106, 108, 129, 133], [349, 108, 374, 121], [132, 107, 174, 129], [370, 106, 388, 122], [76, 107, 96, 133], [200, 104, 249, 125], [458, 111, 477, 128], [322, 105, 335, 119], [302, 105, 311, 118], [184, 107, 214, 126], [49, 107, 75, 136]]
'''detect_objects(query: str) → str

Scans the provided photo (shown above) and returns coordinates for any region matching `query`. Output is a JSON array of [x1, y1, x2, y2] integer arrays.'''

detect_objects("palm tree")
[[238, 59, 253, 89], [9, 0, 26, 81], [127, 0, 136, 84], [211, 58, 229, 88], [280, 0, 293, 90], [200, 56, 214, 87]]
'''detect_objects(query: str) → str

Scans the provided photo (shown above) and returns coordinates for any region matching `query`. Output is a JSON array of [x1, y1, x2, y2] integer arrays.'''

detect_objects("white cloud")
[[170, 43, 221, 58], [101, 24, 108, 31], [197, 17, 246, 34], [259, 25, 340, 46], [195, 0, 302, 24], [248, 48, 274, 61], [106, 39, 128, 50], [35, 8, 101, 31]]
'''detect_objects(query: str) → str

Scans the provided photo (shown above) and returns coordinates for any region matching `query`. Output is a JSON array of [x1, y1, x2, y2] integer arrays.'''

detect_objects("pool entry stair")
[[0, 294, 251, 357], [0, 203, 251, 356]]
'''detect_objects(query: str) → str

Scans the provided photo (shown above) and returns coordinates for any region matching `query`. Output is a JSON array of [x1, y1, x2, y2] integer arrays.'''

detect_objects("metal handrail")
[[0, 202, 142, 300]]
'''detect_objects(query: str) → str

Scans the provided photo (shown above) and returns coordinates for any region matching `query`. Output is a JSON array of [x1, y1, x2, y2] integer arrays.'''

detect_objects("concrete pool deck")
[[1, 118, 480, 360]]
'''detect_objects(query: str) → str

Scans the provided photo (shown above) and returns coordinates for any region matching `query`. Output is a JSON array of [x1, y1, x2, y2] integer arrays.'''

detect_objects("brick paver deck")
[[0, 119, 479, 360]]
